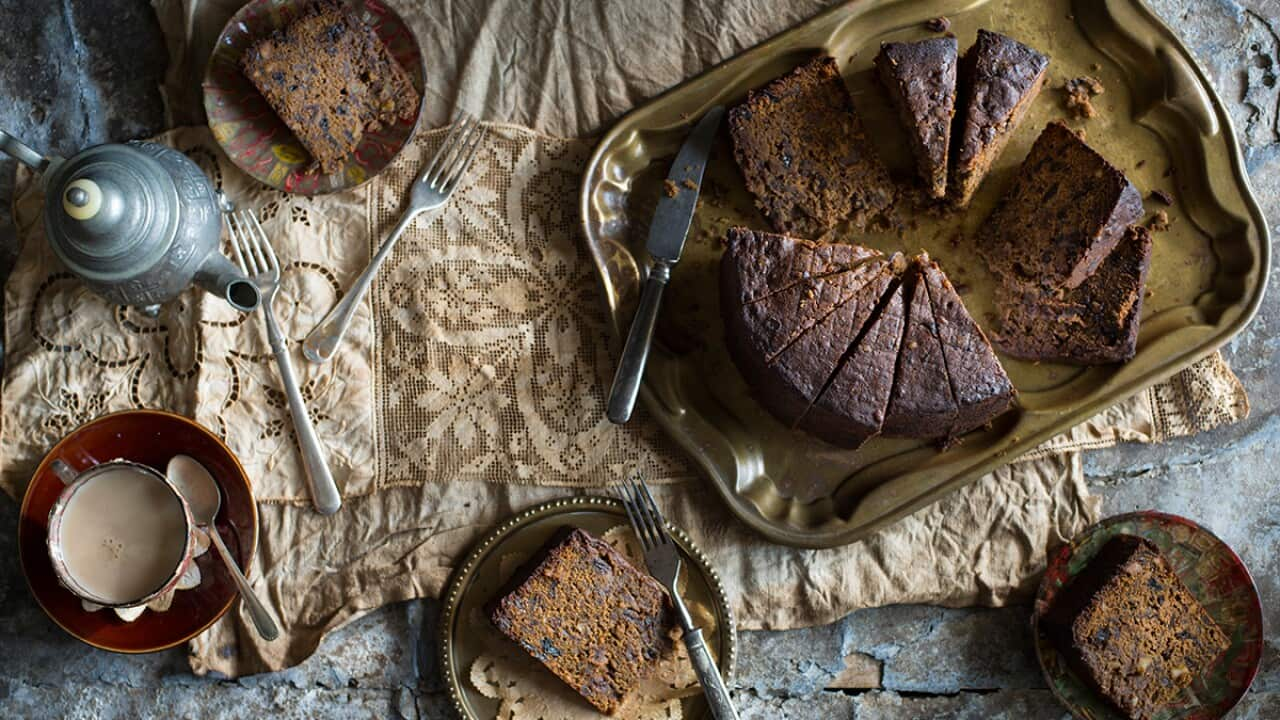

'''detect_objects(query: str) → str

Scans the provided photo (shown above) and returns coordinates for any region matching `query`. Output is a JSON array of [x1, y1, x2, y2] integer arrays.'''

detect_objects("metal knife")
[[606, 106, 725, 424]]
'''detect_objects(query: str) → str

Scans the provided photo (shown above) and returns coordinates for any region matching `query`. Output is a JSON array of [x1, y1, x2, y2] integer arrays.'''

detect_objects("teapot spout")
[[196, 253, 260, 312]]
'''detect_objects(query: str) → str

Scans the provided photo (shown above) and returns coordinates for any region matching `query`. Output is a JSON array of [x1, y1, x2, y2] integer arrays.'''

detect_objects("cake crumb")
[[925, 16, 951, 32], [1063, 76, 1104, 119], [682, 178, 698, 191], [1149, 189, 1174, 205], [662, 179, 679, 198], [1148, 209, 1171, 231]]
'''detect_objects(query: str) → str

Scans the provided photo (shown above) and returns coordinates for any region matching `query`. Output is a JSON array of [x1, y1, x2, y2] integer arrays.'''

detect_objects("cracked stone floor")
[[0, 0, 1278, 717]]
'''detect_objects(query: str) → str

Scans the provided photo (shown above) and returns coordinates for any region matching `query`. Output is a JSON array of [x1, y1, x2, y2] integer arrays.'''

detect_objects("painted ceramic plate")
[[1033, 511, 1263, 720], [438, 496, 736, 720], [18, 410, 258, 653], [203, 0, 425, 195]]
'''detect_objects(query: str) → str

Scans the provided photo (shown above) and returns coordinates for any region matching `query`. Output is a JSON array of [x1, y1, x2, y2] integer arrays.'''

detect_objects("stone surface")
[[1, 0, 1279, 718]]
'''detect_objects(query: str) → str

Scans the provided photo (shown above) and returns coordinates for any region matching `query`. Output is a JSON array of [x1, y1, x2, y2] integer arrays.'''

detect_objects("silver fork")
[[618, 476, 739, 720], [302, 111, 488, 364], [228, 211, 342, 515]]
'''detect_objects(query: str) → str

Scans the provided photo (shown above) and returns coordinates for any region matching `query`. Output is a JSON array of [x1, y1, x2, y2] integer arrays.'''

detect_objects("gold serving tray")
[[579, 0, 1268, 548]]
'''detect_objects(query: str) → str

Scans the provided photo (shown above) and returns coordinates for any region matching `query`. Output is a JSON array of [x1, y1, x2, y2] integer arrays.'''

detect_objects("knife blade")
[[607, 106, 725, 424], [645, 105, 725, 261]]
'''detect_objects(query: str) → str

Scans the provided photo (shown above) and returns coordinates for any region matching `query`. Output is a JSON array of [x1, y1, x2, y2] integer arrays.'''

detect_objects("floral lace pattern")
[[1, 124, 691, 503]]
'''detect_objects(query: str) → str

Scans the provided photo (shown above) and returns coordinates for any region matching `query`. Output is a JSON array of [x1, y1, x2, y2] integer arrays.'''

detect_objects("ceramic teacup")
[[45, 459, 196, 609]]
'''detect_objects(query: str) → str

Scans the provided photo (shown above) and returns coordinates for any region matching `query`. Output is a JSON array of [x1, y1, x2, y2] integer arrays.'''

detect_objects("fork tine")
[[617, 483, 652, 551], [427, 115, 478, 189], [227, 213, 255, 276], [239, 211, 271, 275], [636, 479, 672, 546], [440, 124, 486, 193], [247, 212, 280, 274], [420, 114, 472, 188], [627, 475, 663, 550]]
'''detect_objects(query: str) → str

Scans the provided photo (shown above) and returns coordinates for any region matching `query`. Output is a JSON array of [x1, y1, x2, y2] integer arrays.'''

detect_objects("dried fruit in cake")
[[875, 37, 958, 199], [979, 121, 1143, 291], [882, 262, 958, 439], [950, 29, 1049, 207], [489, 527, 674, 715], [1040, 535, 1229, 720], [995, 225, 1152, 364], [241, 0, 420, 174], [919, 255, 1016, 436], [728, 56, 895, 237]]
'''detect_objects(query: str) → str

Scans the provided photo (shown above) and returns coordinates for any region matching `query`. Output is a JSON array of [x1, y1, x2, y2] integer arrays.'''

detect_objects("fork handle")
[[268, 313, 342, 515], [303, 210, 419, 364], [683, 627, 739, 720]]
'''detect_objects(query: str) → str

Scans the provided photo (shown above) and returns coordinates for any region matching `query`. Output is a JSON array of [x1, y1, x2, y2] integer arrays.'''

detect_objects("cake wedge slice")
[[875, 37, 958, 199], [978, 121, 1143, 291], [882, 262, 958, 439], [799, 279, 907, 448], [757, 261, 895, 425], [995, 225, 1153, 364], [729, 56, 895, 237], [919, 255, 1016, 436], [950, 30, 1049, 207], [722, 227, 881, 305]]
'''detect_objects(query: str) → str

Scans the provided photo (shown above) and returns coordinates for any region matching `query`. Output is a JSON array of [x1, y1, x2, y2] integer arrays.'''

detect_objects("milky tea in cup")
[[47, 461, 194, 607]]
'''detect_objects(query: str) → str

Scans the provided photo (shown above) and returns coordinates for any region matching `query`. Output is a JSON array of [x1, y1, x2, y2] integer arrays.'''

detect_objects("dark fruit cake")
[[241, 0, 420, 174], [766, 261, 897, 425], [995, 225, 1153, 364], [721, 228, 1014, 447], [951, 30, 1049, 207], [875, 37, 958, 199], [489, 527, 674, 715], [1041, 535, 1229, 720], [882, 260, 959, 439], [729, 56, 895, 237], [979, 121, 1143, 291], [800, 280, 906, 448], [920, 255, 1016, 435]]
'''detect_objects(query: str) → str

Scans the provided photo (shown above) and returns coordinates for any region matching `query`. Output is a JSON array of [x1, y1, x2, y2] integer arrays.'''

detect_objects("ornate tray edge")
[[577, 0, 1270, 548]]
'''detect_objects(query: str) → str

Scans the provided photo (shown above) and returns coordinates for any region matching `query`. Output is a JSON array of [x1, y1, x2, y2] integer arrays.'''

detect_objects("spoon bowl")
[[167, 454, 279, 641]]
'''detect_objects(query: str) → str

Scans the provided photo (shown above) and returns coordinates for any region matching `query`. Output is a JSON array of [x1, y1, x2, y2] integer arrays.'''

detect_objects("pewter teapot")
[[0, 130, 259, 314]]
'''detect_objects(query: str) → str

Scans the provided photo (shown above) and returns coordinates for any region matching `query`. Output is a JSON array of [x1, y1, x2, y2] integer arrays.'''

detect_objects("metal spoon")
[[167, 454, 279, 641]]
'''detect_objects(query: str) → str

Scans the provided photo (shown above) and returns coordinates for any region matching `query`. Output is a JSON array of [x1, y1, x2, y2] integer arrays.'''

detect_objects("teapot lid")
[[43, 144, 179, 281]]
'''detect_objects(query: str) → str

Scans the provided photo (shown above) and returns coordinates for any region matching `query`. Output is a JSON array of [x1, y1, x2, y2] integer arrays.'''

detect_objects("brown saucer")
[[18, 409, 258, 653]]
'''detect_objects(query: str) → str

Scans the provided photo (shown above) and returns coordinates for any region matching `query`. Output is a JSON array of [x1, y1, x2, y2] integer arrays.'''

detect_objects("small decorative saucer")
[[19, 409, 258, 653], [202, 0, 426, 195], [439, 496, 736, 720], [1033, 511, 1263, 720]]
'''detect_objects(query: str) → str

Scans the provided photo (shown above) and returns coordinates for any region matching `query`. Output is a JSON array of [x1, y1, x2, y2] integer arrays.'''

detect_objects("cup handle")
[[51, 460, 78, 485]]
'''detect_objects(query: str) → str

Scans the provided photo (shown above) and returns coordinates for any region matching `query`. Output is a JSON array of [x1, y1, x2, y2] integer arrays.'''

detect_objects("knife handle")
[[607, 259, 672, 424]]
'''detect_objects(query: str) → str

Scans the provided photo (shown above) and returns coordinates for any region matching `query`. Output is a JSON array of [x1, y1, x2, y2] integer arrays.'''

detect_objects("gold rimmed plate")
[[438, 496, 736, 720], [578, 0, 1269, 548]]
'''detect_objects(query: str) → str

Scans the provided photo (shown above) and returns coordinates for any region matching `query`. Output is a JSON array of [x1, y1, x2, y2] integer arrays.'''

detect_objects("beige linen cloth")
[[0, 0, 1249, 676]]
